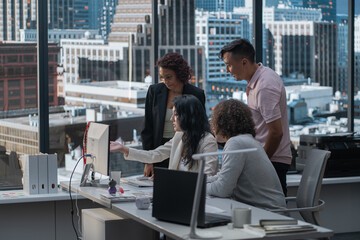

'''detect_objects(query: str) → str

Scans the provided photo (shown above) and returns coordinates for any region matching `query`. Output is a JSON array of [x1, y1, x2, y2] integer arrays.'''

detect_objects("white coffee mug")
[[232, 207, 251, 228], [110, 171, 121, 185]]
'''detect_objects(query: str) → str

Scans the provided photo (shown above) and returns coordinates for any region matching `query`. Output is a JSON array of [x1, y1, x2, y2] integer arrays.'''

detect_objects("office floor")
[[332, 232, 360, 240]]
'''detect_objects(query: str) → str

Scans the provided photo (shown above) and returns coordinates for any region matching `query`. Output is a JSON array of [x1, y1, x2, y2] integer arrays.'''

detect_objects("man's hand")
[[144, 163, 154, 177]]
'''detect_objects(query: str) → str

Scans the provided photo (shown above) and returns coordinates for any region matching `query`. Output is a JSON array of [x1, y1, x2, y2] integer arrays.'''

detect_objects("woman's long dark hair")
[[173, 95, 210, 170]]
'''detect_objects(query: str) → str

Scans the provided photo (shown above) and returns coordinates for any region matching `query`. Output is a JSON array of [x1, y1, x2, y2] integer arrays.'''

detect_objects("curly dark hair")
[[156, 52, 192, 84], [218, 38, 255, 63], [173, 95, 210, 170], [211, 99, 256, 139]]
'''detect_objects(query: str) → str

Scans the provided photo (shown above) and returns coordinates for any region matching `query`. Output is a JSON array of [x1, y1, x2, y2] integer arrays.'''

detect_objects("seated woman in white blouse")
[[207, 99, 286, 211], [110, 95, 218, 176]]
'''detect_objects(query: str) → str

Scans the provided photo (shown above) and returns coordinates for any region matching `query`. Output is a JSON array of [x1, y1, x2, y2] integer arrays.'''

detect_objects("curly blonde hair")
[[211, 99, 256, 139]]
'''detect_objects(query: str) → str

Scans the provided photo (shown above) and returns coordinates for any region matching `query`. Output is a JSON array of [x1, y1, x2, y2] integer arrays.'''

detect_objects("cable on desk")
[[69, 154, 92, 240], [75, 187, 82, 237]]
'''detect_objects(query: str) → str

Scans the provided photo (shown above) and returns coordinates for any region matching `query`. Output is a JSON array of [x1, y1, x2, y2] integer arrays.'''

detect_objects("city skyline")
[[0, 0, 359, 121], [0, 0, 359, 190]]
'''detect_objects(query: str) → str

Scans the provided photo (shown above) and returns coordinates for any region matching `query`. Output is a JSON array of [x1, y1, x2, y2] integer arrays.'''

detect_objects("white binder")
[[22, 155, 39, 195], [38, 154, 49, 194], [47, 154, 58, 194]]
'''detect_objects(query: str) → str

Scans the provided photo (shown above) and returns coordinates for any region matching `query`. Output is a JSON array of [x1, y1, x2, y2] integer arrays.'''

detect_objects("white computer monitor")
[[80, 122, 110, 187], [86, 122, 110, 176]]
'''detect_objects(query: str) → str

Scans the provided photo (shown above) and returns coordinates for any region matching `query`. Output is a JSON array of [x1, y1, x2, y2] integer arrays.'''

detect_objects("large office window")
[[49, 0, 145, 177], [263, 1, 347, 148], [1, 0, 359, 191], [354, 2, 360, 131], [0, 1, 40, 189]]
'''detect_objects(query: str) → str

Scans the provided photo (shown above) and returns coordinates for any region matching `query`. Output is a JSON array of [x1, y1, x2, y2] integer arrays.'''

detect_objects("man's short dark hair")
[[218, 38, 255, 63]]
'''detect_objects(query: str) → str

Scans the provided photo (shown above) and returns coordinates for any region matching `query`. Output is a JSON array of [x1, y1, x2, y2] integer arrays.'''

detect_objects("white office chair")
[[272, 148, 331, 227]]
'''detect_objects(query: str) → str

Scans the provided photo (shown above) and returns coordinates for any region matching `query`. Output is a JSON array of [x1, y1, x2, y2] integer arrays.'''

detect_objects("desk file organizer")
[[21, 154, 58, 195]]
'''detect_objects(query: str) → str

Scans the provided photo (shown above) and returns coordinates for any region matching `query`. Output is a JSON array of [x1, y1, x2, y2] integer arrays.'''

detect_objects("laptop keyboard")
[[205, 214, 230, 222]]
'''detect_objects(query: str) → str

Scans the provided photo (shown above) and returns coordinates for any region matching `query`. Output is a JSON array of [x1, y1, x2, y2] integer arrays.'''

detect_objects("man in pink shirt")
[[218, 38, 291, 195]]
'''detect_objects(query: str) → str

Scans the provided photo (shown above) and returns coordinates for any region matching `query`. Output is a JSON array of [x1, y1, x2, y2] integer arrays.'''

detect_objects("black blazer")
[[140, 83, 205, 150]]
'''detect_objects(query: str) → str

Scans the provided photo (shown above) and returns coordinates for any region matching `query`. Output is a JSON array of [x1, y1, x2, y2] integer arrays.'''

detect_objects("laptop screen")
[[152, 168, 206, 226]]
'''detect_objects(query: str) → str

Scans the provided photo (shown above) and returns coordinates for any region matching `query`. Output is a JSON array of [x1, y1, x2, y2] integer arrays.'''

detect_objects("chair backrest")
[[296, 148, 331, 225]]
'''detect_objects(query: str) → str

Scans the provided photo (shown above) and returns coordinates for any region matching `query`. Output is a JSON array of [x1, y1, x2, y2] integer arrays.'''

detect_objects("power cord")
[[69, 154, 92, 240]]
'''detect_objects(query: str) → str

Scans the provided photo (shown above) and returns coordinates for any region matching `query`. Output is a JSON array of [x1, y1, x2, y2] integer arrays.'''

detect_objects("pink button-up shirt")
[[246, 63, 291, 164]]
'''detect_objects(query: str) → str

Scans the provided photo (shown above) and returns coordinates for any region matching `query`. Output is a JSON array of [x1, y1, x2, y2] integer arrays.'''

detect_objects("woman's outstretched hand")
[[110, 141, 129, 156], [144, 164, 154, 177]]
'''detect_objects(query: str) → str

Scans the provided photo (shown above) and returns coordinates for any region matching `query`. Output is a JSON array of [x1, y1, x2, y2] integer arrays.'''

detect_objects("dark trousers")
[[272, 162, 290, 197]]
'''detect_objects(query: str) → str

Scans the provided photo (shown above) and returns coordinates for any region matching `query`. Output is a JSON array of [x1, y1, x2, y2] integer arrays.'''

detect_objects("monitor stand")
[[80, 163, 108, 188]]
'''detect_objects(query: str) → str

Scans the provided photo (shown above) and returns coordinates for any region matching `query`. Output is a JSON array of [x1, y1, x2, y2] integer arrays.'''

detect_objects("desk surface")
[[61, 181, 333, 240], [0, 189, 85, 205], [286, 174, 360, 187]]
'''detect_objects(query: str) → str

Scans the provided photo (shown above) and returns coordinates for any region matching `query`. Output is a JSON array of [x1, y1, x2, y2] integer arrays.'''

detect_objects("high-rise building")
[[48, 0, 75, 29], [196, 10, 249, 98], [287, 0, 303, 7], [234, 3, 322, 64], [0, 42, 59, 111], [100, 0, 118, 40], [303, 0, 336, 22], [48, 0, 104, 30], [61, 38, 128, 85], [337, 15, 360, 94], [337, 14, 348, 64], [264, 4, 322, 22], [265, 0, 279, 7], [25, 0, 37, 29], [266, 21, 337, 91], [108, 0, 152, 43], [196, 0, 245, 12], [73, 0, 103, 30], [0, 0, 27, 40], [19, 29, 99, 42], [62, 0, 206, 102], [108, 0, 206, 87]]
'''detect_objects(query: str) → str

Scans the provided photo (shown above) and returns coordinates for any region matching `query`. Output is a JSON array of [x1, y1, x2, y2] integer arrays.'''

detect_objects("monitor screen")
[[86, 122, 110, 176]]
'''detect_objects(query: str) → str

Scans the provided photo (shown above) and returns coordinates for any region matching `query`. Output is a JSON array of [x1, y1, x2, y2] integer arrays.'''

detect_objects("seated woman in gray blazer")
[[208, 99, 286, 211], [110, 95, 218, 176]]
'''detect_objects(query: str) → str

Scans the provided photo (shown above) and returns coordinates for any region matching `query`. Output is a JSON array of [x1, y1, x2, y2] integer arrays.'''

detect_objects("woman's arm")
[[121, 138, 173, 164], [110, 141, 129, 156]]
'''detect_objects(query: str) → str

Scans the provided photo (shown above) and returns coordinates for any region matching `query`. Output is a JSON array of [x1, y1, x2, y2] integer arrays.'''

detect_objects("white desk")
[[0, 189, 101, 240], [287, 174, 360, 233], [62, 181, 333, 240], [287, 174, 360, 187]]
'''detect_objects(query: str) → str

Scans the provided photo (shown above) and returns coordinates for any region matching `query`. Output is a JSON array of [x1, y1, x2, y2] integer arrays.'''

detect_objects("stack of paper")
[[244, 223, 316, 236], [100, 193, 136, 203]]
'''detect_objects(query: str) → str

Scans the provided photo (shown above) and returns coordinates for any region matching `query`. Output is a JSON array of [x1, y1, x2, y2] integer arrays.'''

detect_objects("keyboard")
[[125, 177, 153, 187]]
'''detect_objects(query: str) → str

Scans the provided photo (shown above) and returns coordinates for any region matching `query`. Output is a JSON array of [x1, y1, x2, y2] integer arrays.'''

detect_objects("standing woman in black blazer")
[[141, 52, 205, 176]]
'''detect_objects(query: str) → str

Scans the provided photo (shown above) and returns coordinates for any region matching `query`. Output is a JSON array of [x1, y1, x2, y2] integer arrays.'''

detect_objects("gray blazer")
[[125, 132, 218, 176]]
